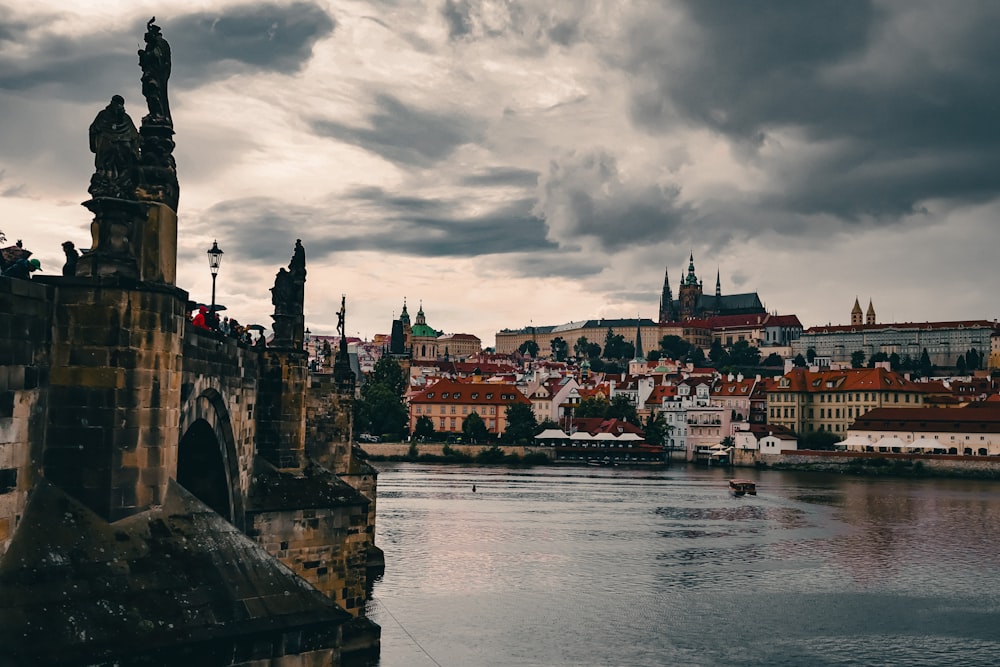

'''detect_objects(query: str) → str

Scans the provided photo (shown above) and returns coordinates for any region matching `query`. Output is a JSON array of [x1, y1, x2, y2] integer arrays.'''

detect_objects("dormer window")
[[453, 393, 461, 399], [442, 392, 450, 399], [427, 392, 435, 398], [472, 393, 479, 399], [486, 393, 493, 400]]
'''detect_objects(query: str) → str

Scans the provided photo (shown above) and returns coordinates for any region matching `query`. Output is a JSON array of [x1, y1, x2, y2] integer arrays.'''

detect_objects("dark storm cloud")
[[534, 150, 690, 250], [460, 167, 539, 188], [310, 94, 483, 167], [623, 0, 1000, 220], [195, 192, 553, 266], [506, 251, 603, 280], [442, 0, 474, 40], [0, 2, 332, 102], [440, 0, 583, 51], [166, 2, 334, 83]]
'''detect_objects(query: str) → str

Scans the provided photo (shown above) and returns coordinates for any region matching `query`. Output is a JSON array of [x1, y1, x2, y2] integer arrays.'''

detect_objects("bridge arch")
[[177, 388, 245, 530]]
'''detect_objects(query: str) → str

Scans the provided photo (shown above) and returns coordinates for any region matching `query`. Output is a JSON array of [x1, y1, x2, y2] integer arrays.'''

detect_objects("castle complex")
[[659, 254, 766, 322]]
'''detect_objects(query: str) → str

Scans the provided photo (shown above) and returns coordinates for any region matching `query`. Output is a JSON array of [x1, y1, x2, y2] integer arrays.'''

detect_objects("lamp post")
[[207, 240, 223, 328]]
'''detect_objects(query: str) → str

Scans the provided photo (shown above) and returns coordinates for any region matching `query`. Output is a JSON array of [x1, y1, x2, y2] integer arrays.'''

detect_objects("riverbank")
[[358, 443, 1000, 479], [738, 449, 1000, 480], [359, 442, 551, 466]]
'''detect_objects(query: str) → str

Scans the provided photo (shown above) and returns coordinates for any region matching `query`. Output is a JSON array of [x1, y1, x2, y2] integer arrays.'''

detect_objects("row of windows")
[[425, 391, 517, 401], [437, 417, 497, 429], [772, 392, 915, 404], [416, 405, 497, 415]]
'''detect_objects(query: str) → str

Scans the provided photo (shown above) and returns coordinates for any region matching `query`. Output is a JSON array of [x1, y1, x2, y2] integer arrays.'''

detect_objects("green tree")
[[720, 436, 735, 448], [462, 412, 489, 443], [362, 383, 408, 439], [806, 347, 817, 364], [967, 348, 981, 371], [709, 339, 729, 366], [728, 340, 760, 367], [799, 430, 841, 450], [518, 340, 539, 358], [851, 350, 866, 369], [792, 353, 807, 368], [888, 352, 901, 371], [689, 347, 707, 367], [659, 335, 692, 360], [919, 348, 934, 377], [366, 356, 408, 397], [413, 415, 435, 441], [573, 396, 610, 418], [358, 356, 409, 439], [550, 336, 569, 361], [602, 329, 634, 360], [957, 354, 967, 374], [647, 350, 662, 362], [868, 351, 888, 367], [606, 394, 639, 425], [643, 412, 669, 447], [574, 336, 590, 359], [503, 403, 537, 444], [762, 352, 783, 366]]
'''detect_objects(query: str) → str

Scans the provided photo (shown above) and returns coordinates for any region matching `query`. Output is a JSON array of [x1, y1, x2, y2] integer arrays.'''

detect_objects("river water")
[[365, 463, 1000, 667]]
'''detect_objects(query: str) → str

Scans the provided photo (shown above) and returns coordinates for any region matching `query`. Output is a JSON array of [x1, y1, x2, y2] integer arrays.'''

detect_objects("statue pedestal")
[[76, 197, 141, 279]]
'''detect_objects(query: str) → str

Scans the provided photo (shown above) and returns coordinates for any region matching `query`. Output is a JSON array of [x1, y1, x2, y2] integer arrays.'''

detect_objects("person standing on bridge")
[[2, 258, 41, 279]]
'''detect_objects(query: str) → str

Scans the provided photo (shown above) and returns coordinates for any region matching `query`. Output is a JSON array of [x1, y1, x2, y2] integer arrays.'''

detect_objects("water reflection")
[[369, 464, 1000, 667]]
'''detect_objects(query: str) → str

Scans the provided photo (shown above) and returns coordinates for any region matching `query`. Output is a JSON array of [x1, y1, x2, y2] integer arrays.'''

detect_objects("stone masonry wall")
[[257, 350, 309, 469], [248, 503, 371, 616], [181, 327, 260, 503], [0, 277, 51, 556], [306, 372, 380, 555], [44, 281, 186, 520], [305, 372, 353, 473]]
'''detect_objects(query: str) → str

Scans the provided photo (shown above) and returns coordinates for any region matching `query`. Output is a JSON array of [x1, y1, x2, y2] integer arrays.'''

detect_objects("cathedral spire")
[[634, 318, 645, 361], [866, 299, 876, 325], [715, 268, 721, 298], [400, 297, 410, 325], [658, 266, 675, 323], [685, 252, 698, 286]]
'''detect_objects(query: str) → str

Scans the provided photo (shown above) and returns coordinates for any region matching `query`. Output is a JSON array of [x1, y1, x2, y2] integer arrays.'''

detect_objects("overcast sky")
[[2, 1, 999, 345]]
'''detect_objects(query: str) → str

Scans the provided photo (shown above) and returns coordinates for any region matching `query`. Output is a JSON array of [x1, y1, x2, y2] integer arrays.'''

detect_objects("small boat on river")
[[729, 479, 757, 497]]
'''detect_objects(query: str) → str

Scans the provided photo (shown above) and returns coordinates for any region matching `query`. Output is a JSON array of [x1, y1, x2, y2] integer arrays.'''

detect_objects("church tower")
[[851, 298, 863, 326], [658, 267, 675, 323], [678, 253, 702, 320], [866, 299, 876, 325], [400, 298, 412, 352]]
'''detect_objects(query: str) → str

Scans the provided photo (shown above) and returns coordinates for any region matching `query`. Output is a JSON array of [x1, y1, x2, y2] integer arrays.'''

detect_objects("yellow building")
[[767, 367, 928, 436], [408, 378, 532, 436], [495, 318, 661, 358]]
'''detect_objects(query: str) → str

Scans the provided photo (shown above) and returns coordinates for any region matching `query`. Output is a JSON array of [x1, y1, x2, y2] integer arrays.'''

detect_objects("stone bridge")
[[0, 19, 380, 666]]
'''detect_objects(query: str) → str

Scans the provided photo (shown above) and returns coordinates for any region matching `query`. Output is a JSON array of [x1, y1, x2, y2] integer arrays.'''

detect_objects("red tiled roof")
[[706, 314, 768, 329], [410, 378, 530, 405], [437, 333, 481, 341], [712, 378, 755, 397], [851, 405, 1000, 432], [645, 385, 678, 405], [771, 367, 928, 394], [570, 418, 644, 436]]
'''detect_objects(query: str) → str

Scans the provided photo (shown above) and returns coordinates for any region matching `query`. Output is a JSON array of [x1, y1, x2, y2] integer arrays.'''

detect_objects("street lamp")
[[207, 240, 223, 327]]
